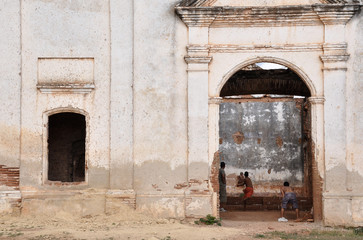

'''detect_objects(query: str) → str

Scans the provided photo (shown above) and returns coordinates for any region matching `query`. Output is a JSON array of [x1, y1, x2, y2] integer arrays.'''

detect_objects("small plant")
[[161, 236, 172, 240], [7, 231, 24, 237], [254, 233, 266, 238], [354, 227, 363, 236], [195, 214, 221, 226]]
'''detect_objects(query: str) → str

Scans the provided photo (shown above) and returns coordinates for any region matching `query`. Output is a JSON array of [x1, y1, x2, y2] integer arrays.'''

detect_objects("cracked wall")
[[219, 97, 308, 196]]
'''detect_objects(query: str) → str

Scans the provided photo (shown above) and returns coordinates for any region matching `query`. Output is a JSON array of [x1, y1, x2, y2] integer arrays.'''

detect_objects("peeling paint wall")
[[323, 8, 363, 227], [0, 0, 21, 214], [132, 0, 192, 217], [219, 98, 304, 195], [0, 0, 362, 225]]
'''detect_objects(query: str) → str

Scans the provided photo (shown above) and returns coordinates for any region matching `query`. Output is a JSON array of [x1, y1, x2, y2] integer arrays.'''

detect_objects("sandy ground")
[[0, 210, 322, 240]]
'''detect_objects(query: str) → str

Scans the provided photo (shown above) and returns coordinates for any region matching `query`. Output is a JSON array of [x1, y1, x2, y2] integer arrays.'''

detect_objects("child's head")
[[284, 181, 289, 186]]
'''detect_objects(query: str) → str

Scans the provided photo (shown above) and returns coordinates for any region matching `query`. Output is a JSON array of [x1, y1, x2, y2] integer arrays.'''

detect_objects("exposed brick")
[[226, 196, 313, 211], [0, 165, 20, 190]]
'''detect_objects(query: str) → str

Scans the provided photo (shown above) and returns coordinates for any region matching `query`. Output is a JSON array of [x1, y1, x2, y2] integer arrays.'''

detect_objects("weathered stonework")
[[0, 0, 362, 226]]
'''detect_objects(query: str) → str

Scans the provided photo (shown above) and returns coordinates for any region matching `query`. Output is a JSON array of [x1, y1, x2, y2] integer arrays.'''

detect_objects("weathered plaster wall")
[[0, 0, 362, 224], [20, 0, 111, 214], [210, 26, 324, 45], [132, 0, 189, 217], [109, 0, 134, 191], [323, 9, 363, 226], [219, 100, 304, 196], [349, 10, 363, 195], [0, 0, 21, 214], [0, 1, 21, 169]]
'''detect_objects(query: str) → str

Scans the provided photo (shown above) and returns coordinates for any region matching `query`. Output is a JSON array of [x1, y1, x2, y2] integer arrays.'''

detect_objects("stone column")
[[314, 4, 359, 224]]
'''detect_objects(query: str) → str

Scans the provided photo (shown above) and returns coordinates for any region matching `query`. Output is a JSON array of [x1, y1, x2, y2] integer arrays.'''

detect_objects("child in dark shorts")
[[278, 181, 299, 222]]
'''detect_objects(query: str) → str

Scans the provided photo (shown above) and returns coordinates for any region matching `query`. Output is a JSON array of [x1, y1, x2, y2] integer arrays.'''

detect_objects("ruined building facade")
[[0, 0, 362, 226]]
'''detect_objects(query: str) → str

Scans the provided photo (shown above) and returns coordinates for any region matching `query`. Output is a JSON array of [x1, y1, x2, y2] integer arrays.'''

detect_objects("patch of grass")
[[29, 234, 63, 240], [255, 229, 363, 240], [254, 233, 266, 238], [354, 227, 363, 236], [270, 231, 298, 240], [7, 231, 24, 238], [161, 236, 172, 240], [194, 214, 222, 226]]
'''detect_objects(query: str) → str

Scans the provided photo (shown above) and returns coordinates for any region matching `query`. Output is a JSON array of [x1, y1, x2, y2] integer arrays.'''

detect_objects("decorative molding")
[[175, 7, 221, 27], [213, 6, 321, 27], [177, 0, 212, 7], [37, 84, 95, 94], [323, 43, 348, 51], [208, 97, 222, 104], [320, 54, 350, 63], [209, 44, 323, 53], [308, 96, 325, 104], [313, 4, 360, 25], [187, 44, 210, 54], [176, 4, 361, 27], [322, 67, 348, 71], [178, 0, 358, 7], [323, 193, 363, 198], [184, 56, 213, 64]]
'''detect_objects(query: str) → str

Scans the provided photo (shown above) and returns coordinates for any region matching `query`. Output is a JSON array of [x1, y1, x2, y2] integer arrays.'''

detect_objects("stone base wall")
[[324, 196, 363, 227], [0, 165, 21, 214], [17, 189, 214, 219], [0, 191, 21, 215], [19, 189, 138, 217], [106, 189, 136, 214]]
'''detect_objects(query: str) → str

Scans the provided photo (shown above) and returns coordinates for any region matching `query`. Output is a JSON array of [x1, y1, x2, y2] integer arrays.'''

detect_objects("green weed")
[[354, 227, 363, 236], [194, 214, 222, 226], [254, 229, 363, 240], [254, 233, 266, 238]]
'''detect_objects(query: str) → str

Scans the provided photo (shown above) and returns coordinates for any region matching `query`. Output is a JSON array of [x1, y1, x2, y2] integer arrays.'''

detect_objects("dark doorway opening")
[[219, 62, 314, 220], [48, 112, 86, 182]]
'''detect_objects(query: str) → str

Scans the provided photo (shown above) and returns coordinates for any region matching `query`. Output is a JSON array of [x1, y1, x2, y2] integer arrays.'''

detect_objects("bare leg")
[[295, 209, 299, 219], [281, 208, 285, 218]]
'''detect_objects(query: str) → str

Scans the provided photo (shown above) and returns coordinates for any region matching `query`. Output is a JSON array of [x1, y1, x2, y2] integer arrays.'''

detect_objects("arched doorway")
[[47, 112, 86, 182], [217, 61, 316, 220]]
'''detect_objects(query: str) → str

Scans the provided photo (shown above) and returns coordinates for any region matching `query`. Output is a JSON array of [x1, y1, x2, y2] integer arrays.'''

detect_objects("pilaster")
[[308, 96, 325, 221], [185, 53, 212, 198], [183, 21, 214, 217], [316, 4, 357, 195]]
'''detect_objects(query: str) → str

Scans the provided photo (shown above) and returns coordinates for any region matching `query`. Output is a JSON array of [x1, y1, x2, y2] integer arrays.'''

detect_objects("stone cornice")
[[177, 0, 214, 7], [209, 43, 323, 53], [320, 54, 350, 63], [323, 43, 347, 52], [308, 96, 325, 104], [208, 97, 223, 104], [187, 44, 210, 54], [184, 56, 213, 64], [175, 7, 221, 27], [37, 84, 95, 94], [175, 4, 361, 27], [313, 4, 361, 25]]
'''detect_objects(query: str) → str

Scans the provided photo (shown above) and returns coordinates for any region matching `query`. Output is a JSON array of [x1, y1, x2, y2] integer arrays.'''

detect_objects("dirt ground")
[[0, 210, 330, 240]]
